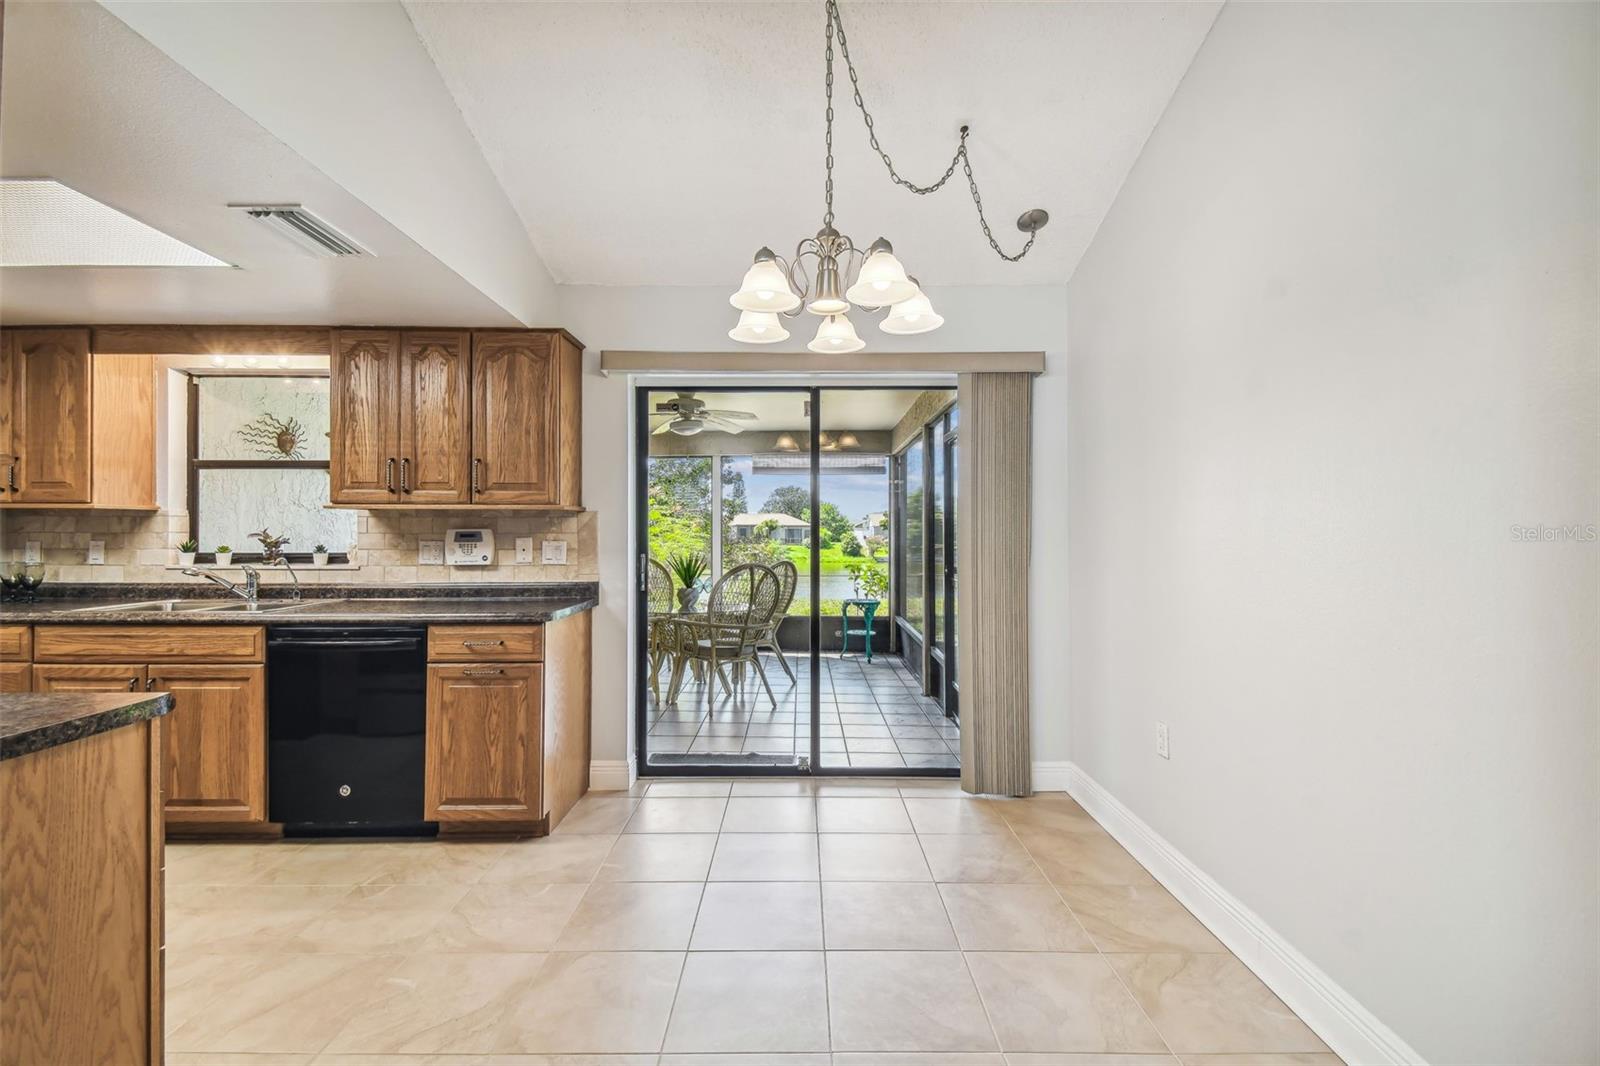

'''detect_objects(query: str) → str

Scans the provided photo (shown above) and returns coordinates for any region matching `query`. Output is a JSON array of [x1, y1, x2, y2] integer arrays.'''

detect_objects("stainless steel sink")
[[66, 598, 313, 615]]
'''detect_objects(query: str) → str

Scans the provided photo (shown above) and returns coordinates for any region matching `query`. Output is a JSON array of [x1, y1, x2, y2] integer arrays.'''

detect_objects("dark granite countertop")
[[1, 691, 174, 760], [1, 582, 598, 626]]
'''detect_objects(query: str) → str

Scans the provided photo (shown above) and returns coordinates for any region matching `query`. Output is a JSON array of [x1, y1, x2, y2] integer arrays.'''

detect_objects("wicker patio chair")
[[666, 563, 783, 708], [646, 557, 677, 701], [754, 559, 798, 684]]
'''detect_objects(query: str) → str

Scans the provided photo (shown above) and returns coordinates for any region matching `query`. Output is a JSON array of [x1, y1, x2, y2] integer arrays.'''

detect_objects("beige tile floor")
[[164, 781, 1342, 1066]]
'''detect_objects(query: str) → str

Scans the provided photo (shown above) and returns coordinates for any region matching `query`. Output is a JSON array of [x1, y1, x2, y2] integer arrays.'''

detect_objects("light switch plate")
[[87, 540, 106, 565], [417, 540, 445, 565], [541, 539, 568, 565], [515, 536, 535, 564], [23, 541, 40, 565]]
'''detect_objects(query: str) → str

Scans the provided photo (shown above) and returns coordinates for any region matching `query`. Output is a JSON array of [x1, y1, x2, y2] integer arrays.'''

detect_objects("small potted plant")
[[312, 543, 330, 567], [667, 551, 709, 611], [214, 544, 234, 567], [177, 539, 198, 567]]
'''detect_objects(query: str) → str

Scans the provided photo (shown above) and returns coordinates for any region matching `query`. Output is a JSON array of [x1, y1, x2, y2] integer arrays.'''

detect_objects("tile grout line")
[[1002, 801, 1181, 1060]]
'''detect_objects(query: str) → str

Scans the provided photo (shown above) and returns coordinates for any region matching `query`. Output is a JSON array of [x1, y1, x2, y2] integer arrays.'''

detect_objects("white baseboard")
[[1030, 760, 1073, 791], [1063, 762, 1426, 1066], [588, 760, 635, 792]]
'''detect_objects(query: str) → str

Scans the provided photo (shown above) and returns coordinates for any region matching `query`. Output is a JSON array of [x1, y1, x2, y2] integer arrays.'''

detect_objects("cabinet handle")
[[128, 676, 139, 691], [385, 457, 395, 492], [400, 458, 410, 494], [462, 668, 503, 677], [471, 458, 482, 496], [6, 462, 15, 492], [462, 639, 504, 648]]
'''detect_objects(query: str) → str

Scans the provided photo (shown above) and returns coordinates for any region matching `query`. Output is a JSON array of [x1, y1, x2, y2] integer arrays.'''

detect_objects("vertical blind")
[[956, 372, 1033, 796]]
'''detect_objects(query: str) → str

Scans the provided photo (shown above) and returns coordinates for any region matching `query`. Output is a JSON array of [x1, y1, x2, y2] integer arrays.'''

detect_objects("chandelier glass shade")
[[726, 0, 1048, 354], [727, 309, 789, 344]]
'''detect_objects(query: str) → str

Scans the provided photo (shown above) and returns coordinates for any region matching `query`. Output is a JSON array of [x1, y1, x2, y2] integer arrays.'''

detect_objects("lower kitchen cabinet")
[[32, 625, 267, 832], [0, 714, 164, 1066], [425, 611, 591, 835], [0, 627, 31, 693], [155, 663, 266, 824], [425, 661, 543, 821]]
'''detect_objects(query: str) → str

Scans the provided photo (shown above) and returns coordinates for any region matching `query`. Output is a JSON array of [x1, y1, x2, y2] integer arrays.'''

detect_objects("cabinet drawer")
[[0, 625, 31, 661], [34, 626, 265, 663], [427, 625, 543, 662]]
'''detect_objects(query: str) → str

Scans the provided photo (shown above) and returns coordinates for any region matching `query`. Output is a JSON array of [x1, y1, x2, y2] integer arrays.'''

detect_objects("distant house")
[[729, 512, 810, 544], [854, 512, 888, 539]]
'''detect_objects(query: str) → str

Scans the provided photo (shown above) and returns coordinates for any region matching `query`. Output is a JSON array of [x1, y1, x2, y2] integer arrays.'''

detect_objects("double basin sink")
[[66, 598, 347, 616]]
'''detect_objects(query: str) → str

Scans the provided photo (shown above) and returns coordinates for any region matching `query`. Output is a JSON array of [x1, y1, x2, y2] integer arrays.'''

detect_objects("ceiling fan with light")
[[728, 0, 1049, 353], [650, 392, 759, 436]]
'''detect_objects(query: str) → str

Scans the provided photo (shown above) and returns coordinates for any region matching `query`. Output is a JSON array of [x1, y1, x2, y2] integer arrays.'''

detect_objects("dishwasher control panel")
[[446, 527, 495, 566]]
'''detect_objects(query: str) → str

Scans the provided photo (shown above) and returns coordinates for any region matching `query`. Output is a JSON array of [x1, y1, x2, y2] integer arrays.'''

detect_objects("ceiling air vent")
[[232, 204, 367, 258]]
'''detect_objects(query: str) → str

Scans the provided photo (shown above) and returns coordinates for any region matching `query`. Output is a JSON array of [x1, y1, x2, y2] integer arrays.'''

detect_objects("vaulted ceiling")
[[1, 1, 1220, 325]]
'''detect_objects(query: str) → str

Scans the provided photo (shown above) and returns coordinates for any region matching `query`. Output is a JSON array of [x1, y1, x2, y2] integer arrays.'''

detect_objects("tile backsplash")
[[0, 509, 598, 586]]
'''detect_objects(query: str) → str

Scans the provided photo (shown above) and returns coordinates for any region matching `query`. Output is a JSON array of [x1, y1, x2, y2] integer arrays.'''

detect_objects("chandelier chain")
[[823, 0, 1037, 261]]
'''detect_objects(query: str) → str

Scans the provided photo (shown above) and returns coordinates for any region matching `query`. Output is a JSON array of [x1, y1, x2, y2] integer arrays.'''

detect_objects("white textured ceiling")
[[0, 1, 518, 326], [406, 0, 1221, 287]]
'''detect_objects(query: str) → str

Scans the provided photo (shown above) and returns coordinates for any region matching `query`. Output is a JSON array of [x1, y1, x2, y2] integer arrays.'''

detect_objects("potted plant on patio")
[[176, 539, 198, 567], [667, 551, 708, 611]]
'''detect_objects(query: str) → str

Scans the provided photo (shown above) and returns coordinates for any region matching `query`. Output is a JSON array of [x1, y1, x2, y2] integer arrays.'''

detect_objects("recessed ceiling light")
[[0, 179, 228, 267]]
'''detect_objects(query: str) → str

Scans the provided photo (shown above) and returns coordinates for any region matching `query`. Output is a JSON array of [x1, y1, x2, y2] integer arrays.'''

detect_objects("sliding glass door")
[[635, 385, 959, 777]]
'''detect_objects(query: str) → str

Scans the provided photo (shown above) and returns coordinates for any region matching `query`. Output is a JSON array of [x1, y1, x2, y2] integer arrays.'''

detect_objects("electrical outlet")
[[541, 539, 568, 565], [515, 536, 535, 564], [1156, 722, 1170, 760], [23, 541, 40, 565], [417, 540, 445, 565], [87, 540, 106, 565]]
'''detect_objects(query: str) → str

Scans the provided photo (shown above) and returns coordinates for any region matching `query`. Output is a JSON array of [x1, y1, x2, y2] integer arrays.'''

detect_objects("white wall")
[[558, 284, 1069, 774], [1066, 3, 1597, 1063]]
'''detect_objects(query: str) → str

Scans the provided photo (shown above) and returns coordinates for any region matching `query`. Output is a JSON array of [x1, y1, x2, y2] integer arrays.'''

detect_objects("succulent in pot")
[[177, 539, 198, 567], [214, 545, 234, 566], [666, 551, 709, 611], [312, 543, 330, 567]]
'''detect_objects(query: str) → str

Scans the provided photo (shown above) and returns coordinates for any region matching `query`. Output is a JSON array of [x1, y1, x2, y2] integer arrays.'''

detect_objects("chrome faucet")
[[263, 557, 301, 600], [182, 565, 260, 602]]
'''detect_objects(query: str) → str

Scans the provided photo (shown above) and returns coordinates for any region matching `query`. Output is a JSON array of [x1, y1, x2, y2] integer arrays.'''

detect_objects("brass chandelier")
[[728, 0, 1049, 353]]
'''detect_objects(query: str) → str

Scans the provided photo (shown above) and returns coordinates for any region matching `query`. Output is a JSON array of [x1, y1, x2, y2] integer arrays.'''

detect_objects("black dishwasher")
[[267, 625, 434, 836]]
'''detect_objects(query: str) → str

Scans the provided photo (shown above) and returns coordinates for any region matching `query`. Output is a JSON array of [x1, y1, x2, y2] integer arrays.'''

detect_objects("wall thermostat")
[[445, 528, 495, 566]]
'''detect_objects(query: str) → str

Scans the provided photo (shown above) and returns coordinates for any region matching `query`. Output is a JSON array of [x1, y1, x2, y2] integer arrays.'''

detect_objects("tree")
[[815, 502, 854, 543], [722, 465, 747, 523], [762, 484, 809, 519]]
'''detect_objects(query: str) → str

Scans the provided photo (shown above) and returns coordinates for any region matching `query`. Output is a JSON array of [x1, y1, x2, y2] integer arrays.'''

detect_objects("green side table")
[[840, 598, 881, 663]]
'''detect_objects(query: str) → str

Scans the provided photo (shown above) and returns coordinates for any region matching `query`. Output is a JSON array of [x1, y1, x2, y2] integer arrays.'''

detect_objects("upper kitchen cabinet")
[[329, 329, 402, 505], [471, 331, 581, 508], [329, 327, 581, 509], [0, 328, 157, 510]]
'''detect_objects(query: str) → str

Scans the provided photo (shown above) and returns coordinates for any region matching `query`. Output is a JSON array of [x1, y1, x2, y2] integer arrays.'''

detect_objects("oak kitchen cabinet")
[[330, 327, 581, 509], [31, 625, 268, 831], [425, 612, 591, 834], [1, 695, 167, 1066], [0, 327, 157, 509], [0, 627, 31, 694]]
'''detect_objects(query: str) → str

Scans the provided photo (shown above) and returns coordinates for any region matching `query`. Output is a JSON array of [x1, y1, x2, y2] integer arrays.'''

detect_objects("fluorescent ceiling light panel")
[[0, 179, 228, 267]]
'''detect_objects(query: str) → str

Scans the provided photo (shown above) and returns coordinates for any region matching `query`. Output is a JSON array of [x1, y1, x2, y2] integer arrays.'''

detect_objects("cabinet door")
[[425, 663, 543, 821], [151, 663, 265, 824], [10, 328, 92, 503], [329, 329, 401, 504], [470, 332, 557, 504], [0, 331, 16, 499], [33, 664, 147, 693], [0, 664, 32, 693], [399, 331, 470, 504]]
